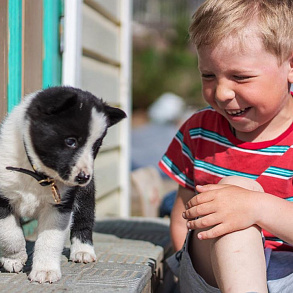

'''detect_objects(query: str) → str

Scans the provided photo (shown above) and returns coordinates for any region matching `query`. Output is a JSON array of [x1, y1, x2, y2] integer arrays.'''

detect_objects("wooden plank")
[[81, 56, 120, 104], [94, 149, 120, 198], [95, 190, 120, 218], [0, 0, 8, 120], [84, 0, 120, 25], [83, 48, 120, 68], [22, 0, 43, 96], [82, 4, 120, 62], [101, 123, 122, 151]]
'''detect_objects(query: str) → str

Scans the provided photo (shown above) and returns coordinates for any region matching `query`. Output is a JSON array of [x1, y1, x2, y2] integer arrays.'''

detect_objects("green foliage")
[[132, 18, 205, 110]]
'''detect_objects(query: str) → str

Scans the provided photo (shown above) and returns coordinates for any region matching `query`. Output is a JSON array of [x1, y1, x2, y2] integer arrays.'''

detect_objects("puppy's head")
[[24, 86, 126, 186]]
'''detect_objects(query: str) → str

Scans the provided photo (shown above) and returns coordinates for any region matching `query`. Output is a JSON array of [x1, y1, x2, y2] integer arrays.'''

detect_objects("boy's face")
[[197, 30, 293, 142]]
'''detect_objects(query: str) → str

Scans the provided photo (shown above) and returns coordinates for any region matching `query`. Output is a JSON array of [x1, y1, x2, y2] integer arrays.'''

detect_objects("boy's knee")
[[219, 176, 264, 192]]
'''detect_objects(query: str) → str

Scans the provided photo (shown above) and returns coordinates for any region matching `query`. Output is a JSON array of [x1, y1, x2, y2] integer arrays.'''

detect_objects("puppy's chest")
[[10, 183, 59, 218]]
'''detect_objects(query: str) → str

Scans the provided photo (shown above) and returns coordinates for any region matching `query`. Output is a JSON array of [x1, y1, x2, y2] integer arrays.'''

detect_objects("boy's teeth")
[[226, 108, 246, 115]]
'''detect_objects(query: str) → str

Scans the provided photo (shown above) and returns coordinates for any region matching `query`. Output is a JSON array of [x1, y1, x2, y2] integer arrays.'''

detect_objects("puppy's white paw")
[[0, 250, 28, 273], [70, 238, 96, 263], [0, 256, 26, 273], [71, 251, 97, 263], [29, 268, 61, 284]]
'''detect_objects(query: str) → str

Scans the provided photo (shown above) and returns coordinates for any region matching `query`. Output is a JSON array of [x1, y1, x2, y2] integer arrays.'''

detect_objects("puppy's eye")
[[65, 137, 78, 149]]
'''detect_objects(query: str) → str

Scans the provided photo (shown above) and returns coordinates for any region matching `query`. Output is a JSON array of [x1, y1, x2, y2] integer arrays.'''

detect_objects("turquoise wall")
[[42, 0, 63, 89], [7, 0, 63, 112], [7, 0, 22, 112]]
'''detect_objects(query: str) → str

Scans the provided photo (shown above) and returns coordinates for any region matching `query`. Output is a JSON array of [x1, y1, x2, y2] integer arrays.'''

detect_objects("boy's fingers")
[[186, 214, 218, 230], [183, 202, 215, 219], [196, 183, 227, 192], [197, 223, 229, 240], [187, 184, 231, 209], [185, 191, 214, 209]]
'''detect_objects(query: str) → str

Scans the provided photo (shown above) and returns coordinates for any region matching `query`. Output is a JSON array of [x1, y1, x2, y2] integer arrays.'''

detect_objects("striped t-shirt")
[[159, 107, 293, 251]]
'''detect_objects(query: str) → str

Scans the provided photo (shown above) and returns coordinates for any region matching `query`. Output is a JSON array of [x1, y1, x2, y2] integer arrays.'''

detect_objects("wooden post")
[[22, 0, 43, 96]]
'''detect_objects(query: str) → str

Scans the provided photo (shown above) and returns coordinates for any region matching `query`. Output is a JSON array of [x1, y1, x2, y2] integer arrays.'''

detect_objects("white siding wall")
[[63, 0, 132, 218]]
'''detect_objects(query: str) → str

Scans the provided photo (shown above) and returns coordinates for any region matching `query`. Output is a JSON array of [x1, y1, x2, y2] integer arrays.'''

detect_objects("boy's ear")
[[288, 53, 293, 84]]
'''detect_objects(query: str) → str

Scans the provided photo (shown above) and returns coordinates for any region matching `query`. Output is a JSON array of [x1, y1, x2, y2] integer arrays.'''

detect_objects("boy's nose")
[[215, 83, 235, 103]]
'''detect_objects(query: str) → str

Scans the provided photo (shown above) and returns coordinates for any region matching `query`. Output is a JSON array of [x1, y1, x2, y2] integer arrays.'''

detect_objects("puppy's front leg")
[[70, 181, 96, 263], [0, 208, 27, 273], [29, 207, 71, 283]]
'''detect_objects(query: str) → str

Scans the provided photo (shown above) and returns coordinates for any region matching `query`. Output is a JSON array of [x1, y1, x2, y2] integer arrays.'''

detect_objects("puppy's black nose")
[[75, 171, 90, 184]]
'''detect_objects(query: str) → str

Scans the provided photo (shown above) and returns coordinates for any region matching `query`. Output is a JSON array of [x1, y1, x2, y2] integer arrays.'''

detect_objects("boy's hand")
[[183, 184, 260, 240]]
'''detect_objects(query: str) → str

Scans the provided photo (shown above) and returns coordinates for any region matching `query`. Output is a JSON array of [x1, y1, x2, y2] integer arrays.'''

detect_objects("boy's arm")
[[256, 192, 293, 246], [171, 185, 195, 251]]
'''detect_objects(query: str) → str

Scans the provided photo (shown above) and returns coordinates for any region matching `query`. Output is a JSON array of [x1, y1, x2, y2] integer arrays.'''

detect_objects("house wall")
[[63, 0, 132, 218], [133, 0, 204, 24], [1, 0, 132, 218], [0, 0, 62, 121]]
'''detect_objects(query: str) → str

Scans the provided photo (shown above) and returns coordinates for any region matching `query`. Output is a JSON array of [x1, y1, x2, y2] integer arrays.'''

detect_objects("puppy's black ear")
[[30, 87, 78, 116], [39, 91, 78, 115], [104, 105, 127, 127]]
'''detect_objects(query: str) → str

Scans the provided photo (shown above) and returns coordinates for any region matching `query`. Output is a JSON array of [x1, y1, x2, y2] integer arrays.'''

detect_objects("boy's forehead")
[[197, 26, 266, 61], [197, 32, 280, 72], [200, 22, 260, 51]]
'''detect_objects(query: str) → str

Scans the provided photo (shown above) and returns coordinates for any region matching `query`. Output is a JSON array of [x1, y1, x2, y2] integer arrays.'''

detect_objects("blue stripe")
[[195, 160, 258, 179], [265, 237, 284, 244], [175, 131, 194, 162], [190, 128, 290, 154], [162, 155, 194, 188], [264, 166, 293, 178], [190, 128, 233, 147], [260, 146, 290, 153]]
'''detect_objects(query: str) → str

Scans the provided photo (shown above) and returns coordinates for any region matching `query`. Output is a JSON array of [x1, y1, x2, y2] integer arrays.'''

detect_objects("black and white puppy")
[[0, 86, 126, 283]]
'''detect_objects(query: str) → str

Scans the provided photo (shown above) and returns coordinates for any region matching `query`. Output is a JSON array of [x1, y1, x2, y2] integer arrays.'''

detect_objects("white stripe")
[[194, 167, 225, 178], [192, 135, 286, 156], [261, 173, 290, 180]]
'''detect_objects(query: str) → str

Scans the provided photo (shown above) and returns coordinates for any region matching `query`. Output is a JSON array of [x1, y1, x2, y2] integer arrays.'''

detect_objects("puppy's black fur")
[[0, 86, 126, 283]]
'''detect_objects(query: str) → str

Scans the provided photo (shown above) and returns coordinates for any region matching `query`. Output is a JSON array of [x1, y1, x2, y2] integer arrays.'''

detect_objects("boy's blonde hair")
[[189, 0, 293, 63]]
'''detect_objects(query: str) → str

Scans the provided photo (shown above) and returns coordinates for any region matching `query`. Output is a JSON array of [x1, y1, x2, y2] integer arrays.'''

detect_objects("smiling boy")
[[159, 0, 293, 292]]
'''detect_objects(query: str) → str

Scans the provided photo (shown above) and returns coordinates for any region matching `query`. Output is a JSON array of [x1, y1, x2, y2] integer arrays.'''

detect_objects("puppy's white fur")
[[0, 93, 107, 283], [68, 109, 107, 186], [0, 87, 126, 283], [70, 237, 97, 263]]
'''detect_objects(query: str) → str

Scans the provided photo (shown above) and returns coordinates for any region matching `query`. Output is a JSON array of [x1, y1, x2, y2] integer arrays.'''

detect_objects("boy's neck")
[[230, 125, 236, 137]]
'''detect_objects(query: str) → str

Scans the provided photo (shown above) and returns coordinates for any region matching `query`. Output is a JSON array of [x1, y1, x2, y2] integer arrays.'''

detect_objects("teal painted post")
[[7, 0, 22, 112], [43, 0, 63, 88]]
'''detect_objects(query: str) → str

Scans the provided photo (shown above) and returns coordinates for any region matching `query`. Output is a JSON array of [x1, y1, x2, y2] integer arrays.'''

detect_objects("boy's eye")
[[233, 75, 254, 81], [65, 137, 78, 149], [201, 74, 215, 79]]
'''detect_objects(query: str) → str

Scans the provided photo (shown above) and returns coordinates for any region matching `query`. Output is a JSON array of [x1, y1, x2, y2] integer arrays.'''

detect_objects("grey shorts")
[[167, 231, 293, 293]]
